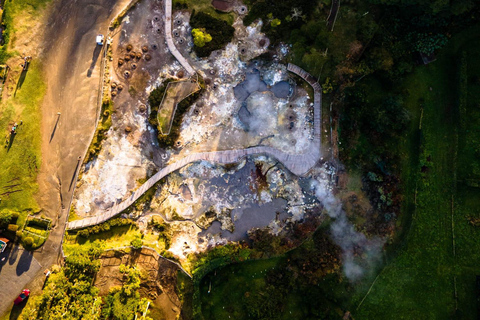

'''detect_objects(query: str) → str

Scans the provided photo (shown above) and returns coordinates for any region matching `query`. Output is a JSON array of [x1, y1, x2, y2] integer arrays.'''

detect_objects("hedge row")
[[76, 218, 136, 238], [26, 217, 51, 230]]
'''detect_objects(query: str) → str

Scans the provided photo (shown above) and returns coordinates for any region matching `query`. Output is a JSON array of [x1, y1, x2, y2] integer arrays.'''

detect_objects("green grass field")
[[353, 26, 480, 319], [0, 0, 50, 222], [0, 61, 45, 214], [63, 225, 168, 255]]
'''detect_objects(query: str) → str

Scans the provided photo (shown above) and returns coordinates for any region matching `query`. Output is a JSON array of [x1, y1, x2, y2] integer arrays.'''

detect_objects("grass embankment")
[[64, 225, 164, 255], [64, 215, 171, 256], [172, 0, 235, 25], [149, 78, 203, 147], [0, 61, 44, 214], [199, 258, 281, 319], [0, 0, 50, 223], [85, 98, 113, 163], [353, 26, 480, 319]]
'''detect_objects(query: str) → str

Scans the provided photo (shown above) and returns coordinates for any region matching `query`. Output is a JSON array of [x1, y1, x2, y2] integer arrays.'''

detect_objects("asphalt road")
[[0, 244, 42, 316]]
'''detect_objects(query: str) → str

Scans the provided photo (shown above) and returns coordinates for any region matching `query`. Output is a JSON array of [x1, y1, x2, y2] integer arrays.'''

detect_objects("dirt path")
[[30, 0, 131, 279]]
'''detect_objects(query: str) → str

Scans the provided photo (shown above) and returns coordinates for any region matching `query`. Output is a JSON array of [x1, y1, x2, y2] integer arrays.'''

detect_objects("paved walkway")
[[68, 63, 321, 230], [0, 244, 42, 315], [67, 11, 322, 231], [164, 0, 195, 75]]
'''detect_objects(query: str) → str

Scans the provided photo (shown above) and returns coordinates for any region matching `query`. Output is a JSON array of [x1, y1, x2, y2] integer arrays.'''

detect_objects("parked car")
[[14, 289, 30, 305], [96, 34, 104, 46], [0, 238, 8, 254]]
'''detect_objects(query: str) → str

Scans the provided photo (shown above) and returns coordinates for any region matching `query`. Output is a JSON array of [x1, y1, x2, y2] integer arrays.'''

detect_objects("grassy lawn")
[[352, 26, 480, 319], [63, 225, 168, 255], [158, 81, 200, 134], [0, 61, 45, 215], [0, 0, 50, 221], [172, 0, 236, 25]]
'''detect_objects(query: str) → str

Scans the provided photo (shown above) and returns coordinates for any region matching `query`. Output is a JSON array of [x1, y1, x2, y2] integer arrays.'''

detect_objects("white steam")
[[311, 170, 383, 281]]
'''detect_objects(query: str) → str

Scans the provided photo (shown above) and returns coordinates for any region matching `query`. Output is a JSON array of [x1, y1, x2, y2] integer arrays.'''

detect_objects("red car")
[[13, 289, 30, 305]]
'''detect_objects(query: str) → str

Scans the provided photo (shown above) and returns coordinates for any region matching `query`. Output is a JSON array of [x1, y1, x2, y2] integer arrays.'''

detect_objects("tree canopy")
[[191, 28, 212, 47]]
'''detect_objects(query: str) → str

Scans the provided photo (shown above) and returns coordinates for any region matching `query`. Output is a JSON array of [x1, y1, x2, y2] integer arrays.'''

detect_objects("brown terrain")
[[1, 0, 132, 315], [95, 248, 183, 320], [35, 0, 130, 267]]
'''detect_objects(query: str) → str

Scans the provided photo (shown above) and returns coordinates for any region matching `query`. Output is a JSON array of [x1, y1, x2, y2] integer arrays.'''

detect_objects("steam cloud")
[[311, 171, 383, 281]]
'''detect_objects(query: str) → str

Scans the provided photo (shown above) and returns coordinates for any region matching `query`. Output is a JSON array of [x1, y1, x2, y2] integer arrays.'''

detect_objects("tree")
[[191, 28, 212, 47], [410, 32, 448, 55], [130, 237, 143, 249], [270, 18, 281, 28], [101, 265, 152, 320], [20, 244, 104, 320], [0, 210, 12, 226]]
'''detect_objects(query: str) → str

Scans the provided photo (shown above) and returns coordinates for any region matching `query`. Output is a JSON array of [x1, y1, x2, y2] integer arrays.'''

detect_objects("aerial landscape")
[[0, 0, 479, 319]]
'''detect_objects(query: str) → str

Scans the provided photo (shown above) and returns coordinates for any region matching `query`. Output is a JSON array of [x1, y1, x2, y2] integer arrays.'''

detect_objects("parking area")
[[0, 244, 42, 316]]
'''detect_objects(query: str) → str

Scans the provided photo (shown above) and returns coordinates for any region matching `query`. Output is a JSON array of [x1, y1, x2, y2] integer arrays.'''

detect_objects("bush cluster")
[[86, 98, 113, 163], [190, 11, 234, 58], [76, 218, 135, 238], [0, 210, 19, 228]]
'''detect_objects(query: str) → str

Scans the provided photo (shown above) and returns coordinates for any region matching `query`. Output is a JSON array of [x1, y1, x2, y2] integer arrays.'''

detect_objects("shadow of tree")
[[13, 69, 28, 97], [9, 298, 29, 320], [16, 249, 33, 276]]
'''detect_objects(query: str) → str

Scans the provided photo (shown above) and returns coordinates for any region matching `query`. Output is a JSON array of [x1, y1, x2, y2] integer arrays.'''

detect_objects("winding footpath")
[[164, 0, 195, 75], [66, 0, 322, 230]]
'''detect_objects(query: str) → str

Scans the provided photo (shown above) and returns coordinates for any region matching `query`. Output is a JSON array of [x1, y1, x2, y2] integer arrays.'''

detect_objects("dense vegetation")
[[189, 11, 235, 58], [187, 0, 480, 319], [85, 98, 114, 163], [21, 244, 152, 320], [198, 228, 347, 319], [148, 79, 203, 148], [74, 217, 136, 238], [21, 245, 105, 319]]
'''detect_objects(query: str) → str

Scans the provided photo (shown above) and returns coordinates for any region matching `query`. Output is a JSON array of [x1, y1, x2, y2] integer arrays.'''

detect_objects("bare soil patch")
[[95, 247, 182, 320]]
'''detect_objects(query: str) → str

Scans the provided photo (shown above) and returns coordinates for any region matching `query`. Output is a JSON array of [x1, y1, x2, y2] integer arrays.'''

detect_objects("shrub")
[[192, 28, 212, 47], [76, 218, 135, 238], [7, 224, 18, 232], [162, 251, 175, 260], [77, 229, 90, 238], [0, 211, 12, 226], [85, 99, 114, 163], [130, 238, 143, 249], [190, 11, 235, 58], [0, 210, 17, 227], [24, 237, 34, 246]]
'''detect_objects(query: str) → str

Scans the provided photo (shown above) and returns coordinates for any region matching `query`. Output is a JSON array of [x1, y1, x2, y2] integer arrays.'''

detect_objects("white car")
[[96, 34, 104, 46]]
